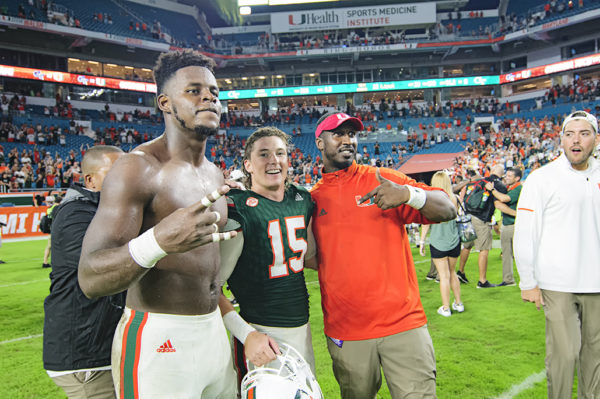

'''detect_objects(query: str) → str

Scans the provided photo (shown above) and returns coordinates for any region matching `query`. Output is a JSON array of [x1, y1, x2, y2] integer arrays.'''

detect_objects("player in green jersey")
[[218, 126, 318, 382]]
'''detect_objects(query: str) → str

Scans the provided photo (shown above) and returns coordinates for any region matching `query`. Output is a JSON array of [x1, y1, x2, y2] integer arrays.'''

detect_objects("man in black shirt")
[[43, 145, 123, 398]]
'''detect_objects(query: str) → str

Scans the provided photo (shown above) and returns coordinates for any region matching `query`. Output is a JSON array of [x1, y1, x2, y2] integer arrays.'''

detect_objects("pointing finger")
[[358, 187, 378, 204]]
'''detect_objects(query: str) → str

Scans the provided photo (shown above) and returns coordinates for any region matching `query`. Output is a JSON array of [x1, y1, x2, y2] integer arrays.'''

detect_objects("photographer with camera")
[[456, 165, 508, 288]]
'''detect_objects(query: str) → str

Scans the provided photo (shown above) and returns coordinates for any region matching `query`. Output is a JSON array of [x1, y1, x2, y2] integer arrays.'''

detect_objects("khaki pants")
[[500, 224, 515, 284], [462, 216, 492, 251], [51, 370, 116, 399], [326, 325, 436, 399], [541, 290, 600, 399]]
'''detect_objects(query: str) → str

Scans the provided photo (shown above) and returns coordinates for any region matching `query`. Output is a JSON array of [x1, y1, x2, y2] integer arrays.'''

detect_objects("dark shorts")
[[430, 241, 461, 259]]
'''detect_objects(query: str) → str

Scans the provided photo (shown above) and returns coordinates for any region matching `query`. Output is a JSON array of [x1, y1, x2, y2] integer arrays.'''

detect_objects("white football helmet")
[[241, 343, 323, 399]]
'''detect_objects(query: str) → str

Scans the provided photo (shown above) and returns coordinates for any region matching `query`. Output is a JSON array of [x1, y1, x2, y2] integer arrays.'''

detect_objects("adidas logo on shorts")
[[156, 339, 176, 353]]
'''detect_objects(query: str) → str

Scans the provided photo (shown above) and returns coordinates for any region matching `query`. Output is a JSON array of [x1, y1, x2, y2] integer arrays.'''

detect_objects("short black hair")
[[243, 127, 290, 189], [153, 50, 216, 95], [507, 167, 522, 179]]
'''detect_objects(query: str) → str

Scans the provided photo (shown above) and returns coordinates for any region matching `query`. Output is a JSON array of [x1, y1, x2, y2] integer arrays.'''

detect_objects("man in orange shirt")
[[310, 112, 456, 398]]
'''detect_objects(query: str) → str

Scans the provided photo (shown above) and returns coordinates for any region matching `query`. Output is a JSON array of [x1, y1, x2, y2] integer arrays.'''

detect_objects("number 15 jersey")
[[226, 185, 314, 328]]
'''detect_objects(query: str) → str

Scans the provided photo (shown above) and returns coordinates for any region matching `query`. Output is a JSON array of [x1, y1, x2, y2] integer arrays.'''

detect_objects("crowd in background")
[[1, 71, 599, 192], [5, 0, 599, 58], [0, 144, 85, 191]]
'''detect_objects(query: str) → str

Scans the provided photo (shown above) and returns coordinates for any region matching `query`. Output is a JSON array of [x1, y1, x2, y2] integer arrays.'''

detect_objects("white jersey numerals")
[[267, 216, 307, 279]]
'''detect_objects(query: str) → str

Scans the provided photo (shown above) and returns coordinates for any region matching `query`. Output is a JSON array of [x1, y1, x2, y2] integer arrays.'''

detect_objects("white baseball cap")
[[561, 111, 598, 135]]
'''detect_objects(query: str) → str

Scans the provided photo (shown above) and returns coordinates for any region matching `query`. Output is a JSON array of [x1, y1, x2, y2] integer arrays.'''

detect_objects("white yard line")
[[0, 334, 43, 345], [4, 236, 49, 243], [493, 370, 546, 399], [0, 279, 47, 288]]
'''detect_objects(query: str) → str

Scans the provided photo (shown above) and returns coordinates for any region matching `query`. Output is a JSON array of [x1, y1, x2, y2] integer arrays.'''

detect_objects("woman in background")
[[420, 171, 464, 317]]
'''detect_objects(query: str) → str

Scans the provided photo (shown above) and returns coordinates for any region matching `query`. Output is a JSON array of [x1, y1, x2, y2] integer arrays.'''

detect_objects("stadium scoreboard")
[[220, 76, 500, 100]]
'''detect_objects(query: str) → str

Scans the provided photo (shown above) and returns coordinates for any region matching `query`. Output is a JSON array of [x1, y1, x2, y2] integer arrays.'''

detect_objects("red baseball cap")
[[315, 113, 364, 138]]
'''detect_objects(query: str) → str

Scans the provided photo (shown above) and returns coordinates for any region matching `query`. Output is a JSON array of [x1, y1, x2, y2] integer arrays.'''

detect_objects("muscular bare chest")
[[145, 161, 227, 227], [128, 160, 226, 314]]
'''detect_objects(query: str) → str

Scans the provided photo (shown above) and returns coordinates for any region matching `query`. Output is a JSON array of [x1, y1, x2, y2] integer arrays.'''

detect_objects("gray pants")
[[542, 290, 600, 399], [51, 370, 116, 399], [500, 224, 515, 284], [327, 325, 437, 399]]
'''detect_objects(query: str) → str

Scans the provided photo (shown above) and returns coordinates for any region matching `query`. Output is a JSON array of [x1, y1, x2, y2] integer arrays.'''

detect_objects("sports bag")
[[457, 200, 477, 243], [464, 179, 491, 213]]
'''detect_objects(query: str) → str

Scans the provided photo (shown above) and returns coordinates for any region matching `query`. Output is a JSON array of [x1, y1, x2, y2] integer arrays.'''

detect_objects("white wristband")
[[128, 227, 168, 269], [223, 311, 256, 344], [405, 185, 427, 210]]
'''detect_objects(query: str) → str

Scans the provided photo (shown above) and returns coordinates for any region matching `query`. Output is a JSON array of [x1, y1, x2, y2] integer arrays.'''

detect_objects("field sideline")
[[0, 239, 575, 398]]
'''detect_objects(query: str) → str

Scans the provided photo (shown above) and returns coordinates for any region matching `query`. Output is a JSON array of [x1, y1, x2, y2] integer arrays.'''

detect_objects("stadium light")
[[239, 6, 252, 15]]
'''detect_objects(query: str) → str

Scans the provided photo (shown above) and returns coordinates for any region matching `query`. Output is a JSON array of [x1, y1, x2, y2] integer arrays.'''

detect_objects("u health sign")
[[271, 2, 436, 33]]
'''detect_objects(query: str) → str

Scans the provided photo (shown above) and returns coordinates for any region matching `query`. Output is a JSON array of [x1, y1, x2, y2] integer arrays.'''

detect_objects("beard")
[[173, 105, 219, 140], [565, 146, 594, 168], [193, 125, 219, 139], [323, 146, 355, 172]]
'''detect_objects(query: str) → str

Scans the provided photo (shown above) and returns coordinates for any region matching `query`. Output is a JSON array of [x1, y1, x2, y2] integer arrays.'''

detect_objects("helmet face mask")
[[241, 344, 323, 399]]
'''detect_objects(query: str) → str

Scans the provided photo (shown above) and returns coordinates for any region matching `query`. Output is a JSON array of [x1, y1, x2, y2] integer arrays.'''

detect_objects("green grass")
[[0, 240, 576, 398]]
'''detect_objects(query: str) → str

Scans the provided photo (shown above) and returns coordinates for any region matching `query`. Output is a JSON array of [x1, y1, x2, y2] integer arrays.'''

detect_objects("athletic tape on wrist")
[[405, 185, 427, 210], [223, 311, 256, 344], [128, 227, 168, 269]]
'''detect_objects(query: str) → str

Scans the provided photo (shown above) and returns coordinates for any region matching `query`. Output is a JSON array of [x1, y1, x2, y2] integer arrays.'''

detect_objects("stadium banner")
[[500, 52, 600, 84], [503, 7, 600, 43], [270, 2, 436, 33], [212, 24, 272, 35], [296, 42, 417, 55], [0, 64, 157, 93], [0, 206, 48, 240], [220, 75, 500, 100]]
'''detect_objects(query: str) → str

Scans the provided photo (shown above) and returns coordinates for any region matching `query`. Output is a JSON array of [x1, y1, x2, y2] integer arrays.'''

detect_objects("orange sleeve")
[[377, 168, 446, 225]]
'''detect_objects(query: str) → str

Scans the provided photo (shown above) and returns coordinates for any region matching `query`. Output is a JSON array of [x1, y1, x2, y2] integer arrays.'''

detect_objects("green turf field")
[[0, 239, 576, 398]]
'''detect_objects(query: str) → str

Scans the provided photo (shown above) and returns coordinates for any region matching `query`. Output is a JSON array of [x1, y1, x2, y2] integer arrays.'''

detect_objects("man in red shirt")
[[310, 112, 456, 398]]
